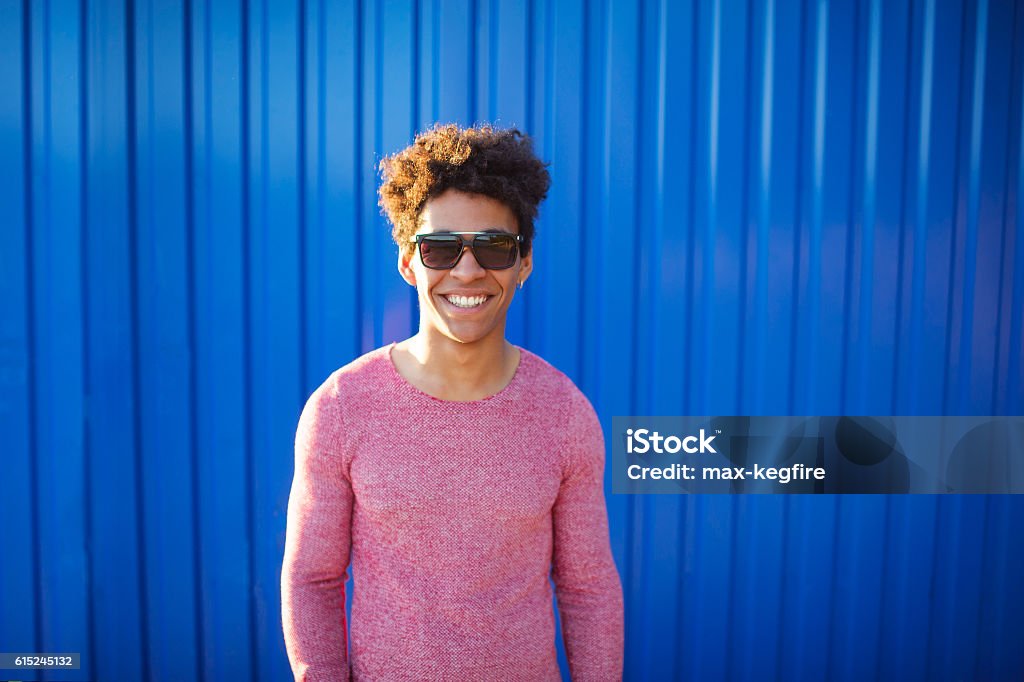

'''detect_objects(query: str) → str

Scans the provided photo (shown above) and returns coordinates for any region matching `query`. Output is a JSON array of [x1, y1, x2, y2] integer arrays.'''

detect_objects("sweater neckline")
[[383, 341, 529, 405]]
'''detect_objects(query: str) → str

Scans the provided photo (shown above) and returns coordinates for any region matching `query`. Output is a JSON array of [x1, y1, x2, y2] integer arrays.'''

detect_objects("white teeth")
[[445, 294, 488, 308]]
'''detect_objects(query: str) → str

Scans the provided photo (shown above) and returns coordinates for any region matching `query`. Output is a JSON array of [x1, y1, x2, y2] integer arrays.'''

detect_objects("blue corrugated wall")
[[2, 0, 1023, 680]]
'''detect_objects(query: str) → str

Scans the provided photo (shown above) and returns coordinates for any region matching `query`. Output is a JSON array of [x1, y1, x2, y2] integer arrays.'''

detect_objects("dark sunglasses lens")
[[473, 234, 518, 269], [419, 235, 462, 268]]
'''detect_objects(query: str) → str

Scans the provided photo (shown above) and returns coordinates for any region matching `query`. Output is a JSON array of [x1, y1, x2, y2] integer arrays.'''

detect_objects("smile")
[[443, 294, 491, 309]]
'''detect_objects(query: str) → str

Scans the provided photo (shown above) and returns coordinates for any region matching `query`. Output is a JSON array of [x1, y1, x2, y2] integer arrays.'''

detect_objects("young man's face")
[[399, 188, 532, 346]]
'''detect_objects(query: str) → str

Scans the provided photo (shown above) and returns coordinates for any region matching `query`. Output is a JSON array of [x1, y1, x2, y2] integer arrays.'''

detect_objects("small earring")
[[517, 280, 524, 290]]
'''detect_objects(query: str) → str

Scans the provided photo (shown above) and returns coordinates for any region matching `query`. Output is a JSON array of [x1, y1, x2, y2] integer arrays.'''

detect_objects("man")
[[282, 123, 623, 681]]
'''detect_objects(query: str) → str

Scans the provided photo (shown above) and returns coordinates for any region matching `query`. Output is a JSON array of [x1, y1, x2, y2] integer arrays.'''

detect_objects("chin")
[[441, 329, 491, 345], [434, 319, 502, 345]]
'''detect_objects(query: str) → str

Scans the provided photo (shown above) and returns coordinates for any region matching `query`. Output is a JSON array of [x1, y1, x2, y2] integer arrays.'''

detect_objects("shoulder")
[[516, 348, 602, 449], [295, 346, 394, 464], [517, 349, 596, 416], [299, 345, 393, 427], [311, 345, 392, 404]]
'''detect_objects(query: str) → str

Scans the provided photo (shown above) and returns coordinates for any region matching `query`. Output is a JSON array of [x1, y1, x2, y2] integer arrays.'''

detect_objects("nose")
[[449, 245, 486, 280]]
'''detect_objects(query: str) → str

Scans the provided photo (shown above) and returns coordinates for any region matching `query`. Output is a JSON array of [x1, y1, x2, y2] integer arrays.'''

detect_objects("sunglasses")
[[408, 231, 523, 270]]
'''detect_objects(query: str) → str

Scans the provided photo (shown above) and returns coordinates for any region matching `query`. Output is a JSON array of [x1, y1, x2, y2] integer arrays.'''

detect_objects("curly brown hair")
[[378, 123, 551, 256]]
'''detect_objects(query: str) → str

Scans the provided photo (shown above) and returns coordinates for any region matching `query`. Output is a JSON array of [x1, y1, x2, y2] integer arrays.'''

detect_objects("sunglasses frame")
[[408, 231, 524, 270]]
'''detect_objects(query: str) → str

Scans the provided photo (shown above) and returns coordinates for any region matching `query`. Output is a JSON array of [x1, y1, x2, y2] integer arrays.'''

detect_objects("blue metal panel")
[[0, 0, 39, 665], [3, 1, 1023, 681], [246, 3, 303, 681], [26, 3, 91, 680], [84, 0, 146, 679], [133, 2, 202, 680], [190, 1, 255, 680], [528, 0, 573, 375], [1013, 2, 1024, 420]]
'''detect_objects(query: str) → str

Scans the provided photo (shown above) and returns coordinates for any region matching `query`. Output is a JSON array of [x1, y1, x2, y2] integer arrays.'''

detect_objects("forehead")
[[419, 189, 518, 233]]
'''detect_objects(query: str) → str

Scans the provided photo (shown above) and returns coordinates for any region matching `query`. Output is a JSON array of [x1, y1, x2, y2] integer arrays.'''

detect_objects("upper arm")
[[551, 394, 611, 586], [283, 382, 354, 582]]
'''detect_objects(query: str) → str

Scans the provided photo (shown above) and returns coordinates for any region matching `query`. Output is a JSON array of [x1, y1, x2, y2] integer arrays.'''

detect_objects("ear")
[[517, 249, 533, 286], [398, 247, 417, 287]]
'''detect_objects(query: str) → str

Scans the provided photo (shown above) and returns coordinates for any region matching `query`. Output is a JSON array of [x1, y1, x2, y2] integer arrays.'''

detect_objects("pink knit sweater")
[[281, 343, 623, 681]]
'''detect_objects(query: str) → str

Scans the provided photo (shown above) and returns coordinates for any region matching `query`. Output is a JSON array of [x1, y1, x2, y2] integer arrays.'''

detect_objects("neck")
[[394, 326, 519, 401]]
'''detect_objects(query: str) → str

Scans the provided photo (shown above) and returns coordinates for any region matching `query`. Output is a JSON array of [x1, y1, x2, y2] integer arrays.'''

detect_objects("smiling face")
[[398, 189, 532, 346]]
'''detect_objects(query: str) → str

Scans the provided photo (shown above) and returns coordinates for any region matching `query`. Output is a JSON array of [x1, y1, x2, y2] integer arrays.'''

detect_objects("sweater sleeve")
[[281, 381, 353, 682], [552, 394, 625, 681]]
